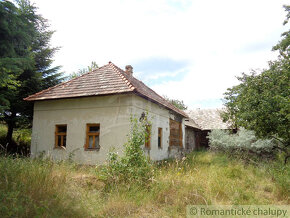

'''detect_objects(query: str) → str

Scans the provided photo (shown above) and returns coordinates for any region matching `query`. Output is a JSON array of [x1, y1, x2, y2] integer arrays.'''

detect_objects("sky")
[[31, 0, 289, 109]]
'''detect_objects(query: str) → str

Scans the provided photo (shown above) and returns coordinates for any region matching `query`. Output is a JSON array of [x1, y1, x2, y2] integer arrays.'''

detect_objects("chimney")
[[125, 65, 133, 76]]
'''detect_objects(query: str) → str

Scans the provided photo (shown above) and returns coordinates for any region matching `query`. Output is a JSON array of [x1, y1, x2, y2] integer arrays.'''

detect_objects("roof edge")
[[134, 91, 188, 118], [24, 64, 110, 101], [25, 91, 134, 102]]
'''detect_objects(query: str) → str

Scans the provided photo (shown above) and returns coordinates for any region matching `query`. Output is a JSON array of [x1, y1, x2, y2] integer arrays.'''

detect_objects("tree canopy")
[[223, 62, 289, 145], [67, 61, 98, 80], [222, 5, 290, 159], [273, 5, 290, 58], [0, 0, 35, 112], [163, 96, 188, 111], [0, 0, 63, 150]]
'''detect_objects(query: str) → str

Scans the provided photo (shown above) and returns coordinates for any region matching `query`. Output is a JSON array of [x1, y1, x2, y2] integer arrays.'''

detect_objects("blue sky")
[[132, 57, 188, 85], [32, 0, 289, 109]]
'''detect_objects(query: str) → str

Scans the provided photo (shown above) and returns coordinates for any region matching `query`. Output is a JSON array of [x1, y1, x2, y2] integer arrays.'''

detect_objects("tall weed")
[[0, 151, 288, 217], [0, 124, 31, 156], [97, 114, 154, 188], [0, 157, 89, 218]]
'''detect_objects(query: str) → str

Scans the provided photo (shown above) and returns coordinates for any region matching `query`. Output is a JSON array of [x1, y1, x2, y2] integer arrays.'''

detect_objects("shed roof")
[[184, 118, 200, 129], [24, 62, 187, 117], [185, 108, 231, 130]]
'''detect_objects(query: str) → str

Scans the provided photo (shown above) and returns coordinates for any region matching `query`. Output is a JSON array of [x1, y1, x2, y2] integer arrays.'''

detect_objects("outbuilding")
[[185, 108, 232, 150]]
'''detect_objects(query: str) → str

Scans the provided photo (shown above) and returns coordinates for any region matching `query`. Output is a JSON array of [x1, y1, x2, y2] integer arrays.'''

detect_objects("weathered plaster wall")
[[31, 94, 133, 165], [31, 93, 186, 164]]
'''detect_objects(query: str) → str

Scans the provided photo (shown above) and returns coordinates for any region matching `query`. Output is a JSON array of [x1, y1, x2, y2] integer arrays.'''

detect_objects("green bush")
[[98, 114, 154, 187], [208, 128, 278, 161]]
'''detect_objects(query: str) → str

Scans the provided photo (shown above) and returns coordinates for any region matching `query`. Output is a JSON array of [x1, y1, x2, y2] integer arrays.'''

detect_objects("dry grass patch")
[[0, 151, 289, 217]]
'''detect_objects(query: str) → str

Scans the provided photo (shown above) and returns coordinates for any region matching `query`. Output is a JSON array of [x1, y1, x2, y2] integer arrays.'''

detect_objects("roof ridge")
[[108, 62, 135, 91], [112, 65, 188, 117], [24, 64, 109, 101]]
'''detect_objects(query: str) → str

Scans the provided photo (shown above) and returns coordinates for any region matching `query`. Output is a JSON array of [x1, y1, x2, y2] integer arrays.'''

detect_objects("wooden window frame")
[[85, 123, 100, 150], [55, 124, 67, 148], [179, 122, 183, 148], [145, 124, 151, 149], [158, 127, 162, 149]]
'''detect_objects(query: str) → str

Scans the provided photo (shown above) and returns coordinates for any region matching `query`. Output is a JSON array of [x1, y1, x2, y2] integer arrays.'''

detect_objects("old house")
[[185, 108, 232, 150], [24, 62, 188, 165]]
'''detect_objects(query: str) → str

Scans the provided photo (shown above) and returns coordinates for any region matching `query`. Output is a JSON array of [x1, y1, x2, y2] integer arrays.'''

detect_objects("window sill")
[[84, 148, 100, 151], [54, 146, 66, 150]]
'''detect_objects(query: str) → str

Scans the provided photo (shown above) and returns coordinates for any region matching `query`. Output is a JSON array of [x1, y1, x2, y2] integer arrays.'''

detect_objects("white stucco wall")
[[31, 93, 186, 164]]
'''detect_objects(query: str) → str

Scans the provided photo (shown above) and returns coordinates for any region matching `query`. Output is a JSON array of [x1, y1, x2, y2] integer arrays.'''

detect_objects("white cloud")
[[32, 0, 289, 108]]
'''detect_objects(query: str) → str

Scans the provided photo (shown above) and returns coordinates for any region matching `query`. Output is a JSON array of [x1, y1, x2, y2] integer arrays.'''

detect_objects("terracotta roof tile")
[[24, 62, 187, 117]]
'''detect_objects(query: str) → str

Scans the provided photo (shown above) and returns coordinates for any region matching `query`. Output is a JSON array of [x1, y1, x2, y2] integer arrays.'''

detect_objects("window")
[[55, 125, 67, 148], [145, 124, 151, 149], [85, 124, 100, 150], [158, 128, 162, 149]]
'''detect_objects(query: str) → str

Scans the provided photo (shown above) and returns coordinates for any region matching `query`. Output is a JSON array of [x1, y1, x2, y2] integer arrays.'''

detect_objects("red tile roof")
[[24, 62, 187, 117]]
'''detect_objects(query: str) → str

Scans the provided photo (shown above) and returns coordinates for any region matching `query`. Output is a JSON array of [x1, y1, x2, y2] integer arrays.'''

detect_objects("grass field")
[[0, 151, 289, 218]]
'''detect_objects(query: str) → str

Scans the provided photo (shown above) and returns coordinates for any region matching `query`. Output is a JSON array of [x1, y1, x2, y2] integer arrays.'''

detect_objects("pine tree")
[[0, 0, 63, 150]]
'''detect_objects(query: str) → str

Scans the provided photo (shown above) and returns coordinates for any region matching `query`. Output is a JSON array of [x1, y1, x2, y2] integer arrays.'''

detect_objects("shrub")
[[98, 114, 154, 187], [208, 128, 279, 161]]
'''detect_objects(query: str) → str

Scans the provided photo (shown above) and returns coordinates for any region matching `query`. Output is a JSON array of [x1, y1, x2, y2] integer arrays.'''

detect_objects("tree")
[[163, 95, 188, 111], [0, 0, 34, 113], [67, 61, 98, 80], [222, 5, 290, 162], [273, 5, 290, 58], [0, 0, 63, 150], [223, 64, 289, 144]]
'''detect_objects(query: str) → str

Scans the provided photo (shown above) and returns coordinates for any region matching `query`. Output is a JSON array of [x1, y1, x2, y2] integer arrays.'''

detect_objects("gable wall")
[[31, 94, 134, 165]]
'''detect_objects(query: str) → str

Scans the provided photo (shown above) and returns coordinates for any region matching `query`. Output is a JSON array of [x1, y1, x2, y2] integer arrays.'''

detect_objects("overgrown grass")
[[0, 157, 99, 218], [0, 151, 289, 217]]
